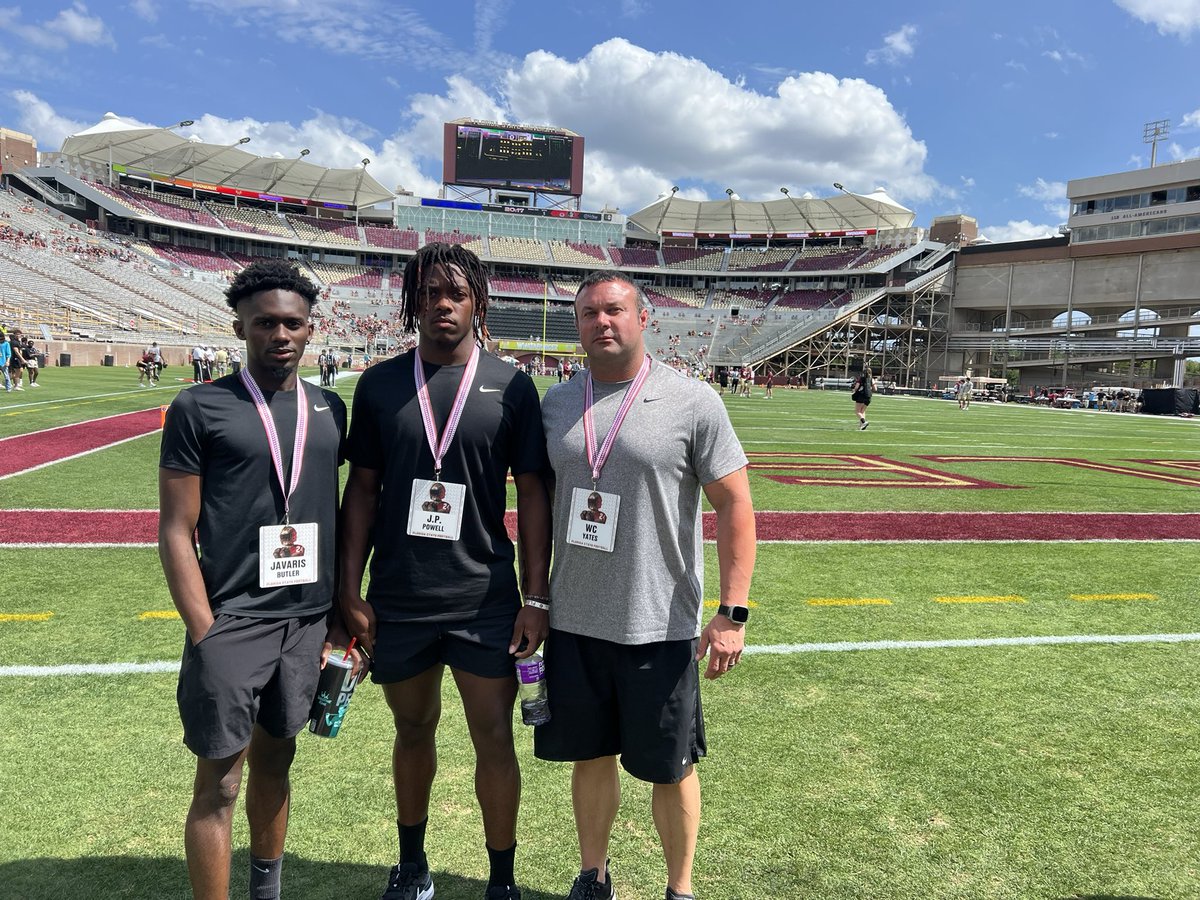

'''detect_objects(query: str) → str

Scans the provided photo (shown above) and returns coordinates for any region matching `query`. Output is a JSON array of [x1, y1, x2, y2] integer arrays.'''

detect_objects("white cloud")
[[1018, 178, 1066, 204], [1167, 140, 1200, 160], [865, 24, 918, 66], [1114, 0, 1200, 38], [17, 37, 942, 217], [10, 90, 88, 146], [620, 0, 648, 17], [979, 220, 1061, 243], [0, 2, 115, 50], [502, 38, 938, 210], [129, 0, 158, 22], [960, 176, 975, 189], [1182, 108, 1200, 128]]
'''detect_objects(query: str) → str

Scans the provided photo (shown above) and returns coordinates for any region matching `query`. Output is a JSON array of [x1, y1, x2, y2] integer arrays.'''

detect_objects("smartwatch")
[[717, 604, 750, 625]]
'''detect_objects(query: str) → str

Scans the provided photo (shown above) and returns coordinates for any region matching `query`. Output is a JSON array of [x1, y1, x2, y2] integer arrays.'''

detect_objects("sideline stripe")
[[808, 597, 892, 606], [139, 610, 180, 620], [2, 542, 158, 549], [745, 632, 1200, 655], [9, 631, 1200, 676], [1070, 593, 1157, 602], [0, 388, 173, 415], [0, 612, 54, 622], [935, 595, 1025, 604], [0, 431, 158, 482]]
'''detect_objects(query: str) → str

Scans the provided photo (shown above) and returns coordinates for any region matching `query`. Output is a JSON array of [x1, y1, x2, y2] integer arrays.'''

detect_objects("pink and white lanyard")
[[582, 354, 652, 489], [239, 369, 308, 525], [413, 344, 480, 481]]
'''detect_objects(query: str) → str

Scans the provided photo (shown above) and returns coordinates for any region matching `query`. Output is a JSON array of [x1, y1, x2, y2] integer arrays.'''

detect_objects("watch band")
[[717, 604, 749, 624]]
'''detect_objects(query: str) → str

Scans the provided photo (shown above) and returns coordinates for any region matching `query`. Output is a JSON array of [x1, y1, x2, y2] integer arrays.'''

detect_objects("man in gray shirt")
[[536, 271, 756, 900]]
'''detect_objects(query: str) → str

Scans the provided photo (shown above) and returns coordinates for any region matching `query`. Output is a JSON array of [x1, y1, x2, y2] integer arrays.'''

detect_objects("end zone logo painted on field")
[[747, 453, 1013, 489]]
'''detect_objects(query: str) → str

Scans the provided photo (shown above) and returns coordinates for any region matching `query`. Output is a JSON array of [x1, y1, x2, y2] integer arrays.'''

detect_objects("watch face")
[[722, 605, 750, 624]]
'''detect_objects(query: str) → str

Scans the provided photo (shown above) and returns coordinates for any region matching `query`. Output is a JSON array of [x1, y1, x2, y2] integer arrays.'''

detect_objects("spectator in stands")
[[852, 367, 874, 430], [338, 242, 551, 900]]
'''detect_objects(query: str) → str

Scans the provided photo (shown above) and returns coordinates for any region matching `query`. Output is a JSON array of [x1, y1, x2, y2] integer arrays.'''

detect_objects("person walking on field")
[[852, 367, 874, 430], [958, 375, 974, 410]]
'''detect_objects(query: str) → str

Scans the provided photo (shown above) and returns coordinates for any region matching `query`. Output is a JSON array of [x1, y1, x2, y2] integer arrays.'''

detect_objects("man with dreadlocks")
[[340, 243, 552, 900]]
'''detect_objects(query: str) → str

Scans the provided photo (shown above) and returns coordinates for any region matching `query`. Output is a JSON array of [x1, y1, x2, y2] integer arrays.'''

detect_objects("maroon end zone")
[[6, 509, 1200, 546], [0, 409, 163, 480]]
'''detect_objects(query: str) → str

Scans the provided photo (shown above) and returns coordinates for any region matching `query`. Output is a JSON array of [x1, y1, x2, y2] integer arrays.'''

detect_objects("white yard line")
[[6, 632, 1199, 676]]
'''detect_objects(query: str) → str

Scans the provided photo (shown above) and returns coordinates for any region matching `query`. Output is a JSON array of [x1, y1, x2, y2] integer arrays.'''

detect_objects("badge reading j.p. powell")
[[407, 478, 467, 541]]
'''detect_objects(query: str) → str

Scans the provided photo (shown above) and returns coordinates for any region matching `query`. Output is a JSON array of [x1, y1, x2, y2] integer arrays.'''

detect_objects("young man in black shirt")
[[340, 243, 551, 900], [159, 259, 356, 900]]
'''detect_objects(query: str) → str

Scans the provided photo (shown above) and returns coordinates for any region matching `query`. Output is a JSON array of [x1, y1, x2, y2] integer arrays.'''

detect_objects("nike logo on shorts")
[[314, 405, 330, 411], [479, 386, 501, 393], [643, 397, 661, 403]]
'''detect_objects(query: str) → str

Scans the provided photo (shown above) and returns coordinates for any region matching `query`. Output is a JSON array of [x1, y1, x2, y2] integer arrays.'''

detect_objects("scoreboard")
[[443, 122, 584, 196]]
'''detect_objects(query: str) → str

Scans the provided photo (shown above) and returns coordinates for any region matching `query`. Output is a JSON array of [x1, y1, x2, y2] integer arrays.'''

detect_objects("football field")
[[1, 367, 1198, 899]]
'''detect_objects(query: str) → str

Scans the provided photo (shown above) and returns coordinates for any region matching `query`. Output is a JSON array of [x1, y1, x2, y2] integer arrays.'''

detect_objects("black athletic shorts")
[[371, 605, 518, 683], [533, 629, 706, 784], [177, 611, 328, 759]]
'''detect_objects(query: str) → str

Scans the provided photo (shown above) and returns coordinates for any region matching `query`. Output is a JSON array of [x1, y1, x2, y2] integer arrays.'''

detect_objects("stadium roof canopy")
[[59, 113, 393, 208], [629, 189, 915, 237]]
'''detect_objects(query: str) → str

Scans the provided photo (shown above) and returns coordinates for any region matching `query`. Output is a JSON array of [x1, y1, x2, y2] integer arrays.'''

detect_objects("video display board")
[[443, 123, 584, 196]]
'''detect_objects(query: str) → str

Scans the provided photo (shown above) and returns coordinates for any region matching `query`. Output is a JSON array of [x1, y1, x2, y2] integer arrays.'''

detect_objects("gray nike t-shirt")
[[542, 362, 748, 645]]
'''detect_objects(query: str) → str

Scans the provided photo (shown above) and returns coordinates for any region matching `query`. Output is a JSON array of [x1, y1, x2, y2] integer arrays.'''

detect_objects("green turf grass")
[[2, 369, 1199, 898]]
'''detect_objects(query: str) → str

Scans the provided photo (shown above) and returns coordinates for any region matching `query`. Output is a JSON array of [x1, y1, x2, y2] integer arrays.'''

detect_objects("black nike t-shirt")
[[346, 348, 547, 622], [159, 375, 347, 618]]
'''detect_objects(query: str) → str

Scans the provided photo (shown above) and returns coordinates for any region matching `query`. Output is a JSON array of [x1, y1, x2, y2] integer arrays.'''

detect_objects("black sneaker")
[[665, 889, 695, 900], [381, 861, 434, 900], [567, 860, 615, 900], [485, 886, 521, 900]]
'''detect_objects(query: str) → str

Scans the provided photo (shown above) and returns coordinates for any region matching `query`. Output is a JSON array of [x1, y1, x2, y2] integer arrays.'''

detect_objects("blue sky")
[[2, 0, 1199, 242]]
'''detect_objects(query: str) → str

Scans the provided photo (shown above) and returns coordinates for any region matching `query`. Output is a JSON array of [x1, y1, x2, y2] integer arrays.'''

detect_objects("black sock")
[[398, 817, 428, 871], [249, 854, 282, 900], [486, 842, 516, 887]]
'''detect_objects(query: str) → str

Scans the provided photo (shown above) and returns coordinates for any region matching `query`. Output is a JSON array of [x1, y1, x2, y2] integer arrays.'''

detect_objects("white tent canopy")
[[630, 188, 914, 236], [60, 113, 393, 208]]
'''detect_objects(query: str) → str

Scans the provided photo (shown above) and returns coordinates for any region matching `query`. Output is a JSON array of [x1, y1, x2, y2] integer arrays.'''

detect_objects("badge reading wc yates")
[[259, 522, 319, 587], [566, 487, 620, 552], [407, 478, 467, 541]]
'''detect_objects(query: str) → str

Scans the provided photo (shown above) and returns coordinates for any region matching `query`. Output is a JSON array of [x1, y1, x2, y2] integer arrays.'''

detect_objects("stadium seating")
[[364, 225, 420, 251], [709, 288, 772, 310], [486, 302, 579, 342], [128, 188, 224, 230], [156, 245, 240, 273], [208, 202, 296, 238], [773, 289, 846, 309], [489, 236, 550, 263], [308, 262, 382, 288], [489, 274, 549, 296], [286, 214, 362, 247], [549, 240, 608, 266], [726, 248, 795, 271], [662, 248, 725, 270], [425, 229, 479, 246], [645, 286, 707, 309], [607, 247, 660, 267], [788, 247, 862, 271]]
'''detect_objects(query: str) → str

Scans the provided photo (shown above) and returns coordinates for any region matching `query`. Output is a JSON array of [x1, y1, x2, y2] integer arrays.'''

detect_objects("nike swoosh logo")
[[314, 405, 330, 411], [479, 387, 501, 393], [642, 397, 662, 403], [253, 865, 271, 874]]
